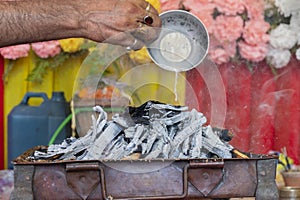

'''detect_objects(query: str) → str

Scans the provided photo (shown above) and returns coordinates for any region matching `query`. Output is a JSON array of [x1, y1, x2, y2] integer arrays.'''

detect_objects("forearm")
[[0, 0, 161, 49], [0, 0, 88, 47]]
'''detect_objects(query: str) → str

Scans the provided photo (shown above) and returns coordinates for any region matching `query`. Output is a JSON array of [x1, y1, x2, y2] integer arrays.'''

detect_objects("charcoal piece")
[[124, 124, 144, 154], [162, 143, 171, 158], [145, 139, 164, 159], [102, 136, 124, 157], [85, 122, 123, 160], [124, 126, 136, 139], [182, 137, 190, 155], [202, 126, 233, 158], [168, 125, 179, 140], [190, 131, 202, 158], [30, 100, 238, 161], [212, 127, 233, 142], [144, 131, 158, 154], [112, 113, 135, 128], [172, 120, 201, 149], [127, 100, 187, 125], [158, 112, 190, 126], [105, 137, 128, 160]]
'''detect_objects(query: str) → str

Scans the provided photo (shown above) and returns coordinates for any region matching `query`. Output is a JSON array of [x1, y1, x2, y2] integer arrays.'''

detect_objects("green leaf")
[[27, 50, 88, 83], [3, 59, 16, 83]]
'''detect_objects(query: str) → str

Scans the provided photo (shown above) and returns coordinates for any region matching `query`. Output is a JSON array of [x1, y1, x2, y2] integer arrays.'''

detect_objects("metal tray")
[[11, 146, 279, 200]]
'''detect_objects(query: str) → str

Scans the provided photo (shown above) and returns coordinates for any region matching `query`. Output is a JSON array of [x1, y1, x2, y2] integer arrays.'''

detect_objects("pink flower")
[[213, 0, 245, 15], [209, 36, 237, 65], [159, 0, 181, 12], [243, 19, 270, 45], [31, 40, 61, 58], [183, 0, 215, 13], [0, 44, 30, 60], [223, 41, 237, 58], [243, 0, 265, 19], [213, 15, 244, 42], [209, 48, 230, 65], [238, 41, 268, 62], [184, 0, 216, 33]]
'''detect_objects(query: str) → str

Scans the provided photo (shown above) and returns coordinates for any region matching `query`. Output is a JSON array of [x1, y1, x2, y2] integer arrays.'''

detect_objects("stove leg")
[[10, 165, 34, 200], [256, 159, 279, 200]]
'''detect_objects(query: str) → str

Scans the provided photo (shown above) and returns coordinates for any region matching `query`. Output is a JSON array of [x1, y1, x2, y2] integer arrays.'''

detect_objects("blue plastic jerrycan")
[[8, 92, 71, 168]]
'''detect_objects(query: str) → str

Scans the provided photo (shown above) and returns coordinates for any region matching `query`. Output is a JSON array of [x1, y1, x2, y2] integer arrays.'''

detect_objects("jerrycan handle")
[[21, 92, 49, 105]]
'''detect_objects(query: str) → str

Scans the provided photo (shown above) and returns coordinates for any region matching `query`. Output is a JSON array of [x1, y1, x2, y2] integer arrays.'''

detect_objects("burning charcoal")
[[151, 102, 188, 112], [102, 136, 124, 157], [202, 126, 233, 158], [124, 124, 144, 154], [144, 130, 158, 154], [162, 143, 171, 158], [128, 101, 159, 125], [178, 152, 189, 159], [190, 131, 202, 158], [145, 139, 164, 159], [86, 122, 123, 160], [182, 137, 190, 155], [212, 127, 234, 142], [59, 136, 93, 160], [151, 120, 169, 143], [47, 137, 76, 152], [128, 101, 188, 125], [172, 119, 202, 150], [94, 106, 107, 128], [168, 125, 179, 140], [30, 100, 240, 162], [158, 112, 190, 126], [141, 142, 148, 154], [105, 137, 128, 160], [112, 113, 135, 128], [76, 150, 88, 160], [124, 126, 137, 139]]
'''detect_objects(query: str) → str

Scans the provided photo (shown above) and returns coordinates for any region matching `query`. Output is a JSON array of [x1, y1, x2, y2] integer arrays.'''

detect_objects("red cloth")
[[187, 58, 300, 164]]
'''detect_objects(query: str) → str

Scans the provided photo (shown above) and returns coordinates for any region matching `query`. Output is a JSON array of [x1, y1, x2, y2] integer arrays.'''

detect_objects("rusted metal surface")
[[11, 147, 279, 200]]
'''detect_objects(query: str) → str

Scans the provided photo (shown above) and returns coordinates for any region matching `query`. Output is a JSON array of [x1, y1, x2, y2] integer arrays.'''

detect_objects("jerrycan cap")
[[51, 91, 66, 102]]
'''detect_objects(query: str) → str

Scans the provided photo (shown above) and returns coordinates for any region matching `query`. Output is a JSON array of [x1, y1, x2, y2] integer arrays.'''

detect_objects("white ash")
[[32, 101, 233, 161]]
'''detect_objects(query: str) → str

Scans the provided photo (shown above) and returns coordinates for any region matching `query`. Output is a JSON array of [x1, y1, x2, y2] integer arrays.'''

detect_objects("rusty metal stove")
[[11, 146, 279, 200]]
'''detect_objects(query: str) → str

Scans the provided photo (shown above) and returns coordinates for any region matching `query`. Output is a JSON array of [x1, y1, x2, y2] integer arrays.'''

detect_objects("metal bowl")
[[279, 186, 300, 199], [147, 10, 209, 72], [282, 170, 300, 187]]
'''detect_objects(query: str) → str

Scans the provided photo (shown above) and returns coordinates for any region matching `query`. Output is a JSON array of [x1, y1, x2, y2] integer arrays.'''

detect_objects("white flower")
[[296, 48, 300, 61], [275, 0, 300, 17], [269, 24, 297, 49], [267, 48, 291, 69], [290, 11, 300, 44]]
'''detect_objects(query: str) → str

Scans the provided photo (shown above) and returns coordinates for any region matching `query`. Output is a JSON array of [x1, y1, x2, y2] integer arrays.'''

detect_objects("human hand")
[[78, 0, 162, 50], [0, 0, 161, 49]]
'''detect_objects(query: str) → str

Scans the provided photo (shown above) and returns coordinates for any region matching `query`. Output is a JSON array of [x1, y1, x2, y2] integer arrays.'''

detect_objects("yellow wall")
[[3, 52, 85, 168]]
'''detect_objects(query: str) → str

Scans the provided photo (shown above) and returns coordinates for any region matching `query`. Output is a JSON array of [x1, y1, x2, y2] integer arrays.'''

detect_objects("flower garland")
[[1, 0, 299, 78], [0, 38, 93, 83], [161, 0, 270, 66], [265, 0, 300, 68], [160, 0, 300, 69]]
